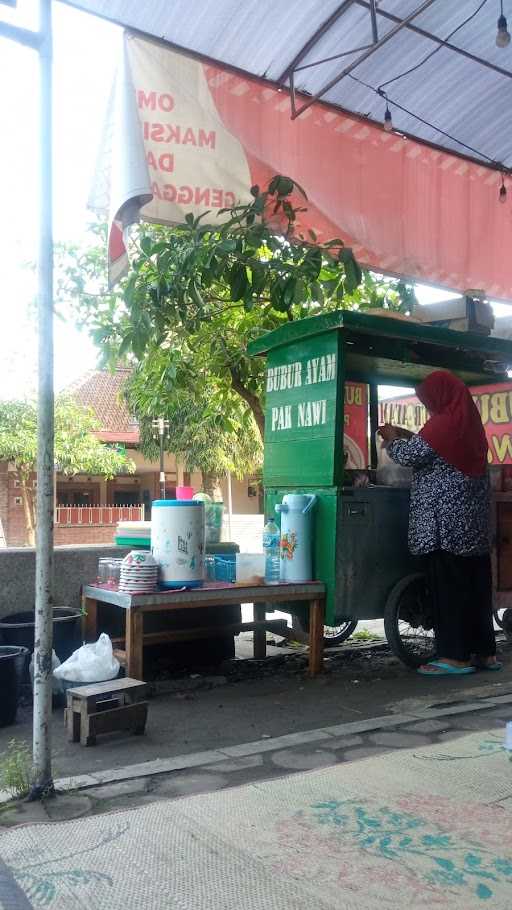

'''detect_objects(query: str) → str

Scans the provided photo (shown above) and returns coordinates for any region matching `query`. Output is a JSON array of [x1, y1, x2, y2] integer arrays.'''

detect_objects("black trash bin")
[[0, 646, 29, 726], [0, 607, 82, 663]]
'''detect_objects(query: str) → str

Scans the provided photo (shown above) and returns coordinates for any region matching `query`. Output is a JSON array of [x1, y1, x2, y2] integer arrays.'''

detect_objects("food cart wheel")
[[494, 610, 504, 630], [292, 616, 357, 646], [494, 608, 512, 633], [384, 573, 436, 669], [323, 621, 358, 646]]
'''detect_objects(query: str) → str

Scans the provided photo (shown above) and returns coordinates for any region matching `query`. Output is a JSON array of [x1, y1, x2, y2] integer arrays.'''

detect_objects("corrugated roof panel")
[[61, 0, 341, 79], [60, 0, 512, 166]]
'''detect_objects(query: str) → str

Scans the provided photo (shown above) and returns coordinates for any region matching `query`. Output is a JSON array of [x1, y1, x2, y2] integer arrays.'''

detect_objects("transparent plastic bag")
[[53, 633, 119, 683], [375, 433, 412, 487]]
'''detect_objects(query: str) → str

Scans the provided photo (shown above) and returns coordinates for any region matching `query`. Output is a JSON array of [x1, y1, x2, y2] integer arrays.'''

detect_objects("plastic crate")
[[214, 556, 236, 583]]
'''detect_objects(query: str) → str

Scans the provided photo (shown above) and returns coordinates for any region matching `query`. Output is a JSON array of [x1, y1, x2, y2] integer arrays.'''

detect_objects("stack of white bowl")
[[119, 551, 159, 594]]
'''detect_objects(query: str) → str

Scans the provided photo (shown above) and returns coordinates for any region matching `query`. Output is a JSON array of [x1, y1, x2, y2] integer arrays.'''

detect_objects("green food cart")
[[248, 309, 512, 667]]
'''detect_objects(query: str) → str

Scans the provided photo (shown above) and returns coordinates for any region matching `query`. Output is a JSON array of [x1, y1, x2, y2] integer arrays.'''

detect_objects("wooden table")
[[82, 581, 326, 680]]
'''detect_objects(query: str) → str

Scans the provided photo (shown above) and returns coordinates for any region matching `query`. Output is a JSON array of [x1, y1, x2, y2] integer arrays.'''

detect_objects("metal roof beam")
[[355, 0, 512, 81], [291, 0, 438, 119], [0, 18, 41, 48], [369, 0, 378, 42], [277, 0, 355, 84]]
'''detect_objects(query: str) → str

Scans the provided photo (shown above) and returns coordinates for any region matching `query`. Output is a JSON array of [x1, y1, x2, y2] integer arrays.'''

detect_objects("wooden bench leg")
[[66, 708, 81, 743], [79, 703, 96, 746], [126, 610, 144, 680], [308, 598, 325, 677], [253, 603, 267, 659]]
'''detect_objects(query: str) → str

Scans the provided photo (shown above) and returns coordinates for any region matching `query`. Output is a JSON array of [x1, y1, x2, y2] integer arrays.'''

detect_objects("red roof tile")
[[65, 368, 140, 444]]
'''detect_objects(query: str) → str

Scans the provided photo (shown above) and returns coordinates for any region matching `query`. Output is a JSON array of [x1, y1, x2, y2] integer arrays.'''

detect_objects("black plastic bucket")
[[0, 646, 29, 726], [0, 607, 82, 664]]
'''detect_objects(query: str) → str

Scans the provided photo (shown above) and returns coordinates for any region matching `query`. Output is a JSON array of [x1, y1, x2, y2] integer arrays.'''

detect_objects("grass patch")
[[0, 739, 32, 799], [350, 629, 382, 642]]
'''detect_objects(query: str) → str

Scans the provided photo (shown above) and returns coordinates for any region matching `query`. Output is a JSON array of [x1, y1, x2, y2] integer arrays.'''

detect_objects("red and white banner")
[[380, 384, 512, 466], [344, 383, 368, 469], [91, 31, 512, 298]]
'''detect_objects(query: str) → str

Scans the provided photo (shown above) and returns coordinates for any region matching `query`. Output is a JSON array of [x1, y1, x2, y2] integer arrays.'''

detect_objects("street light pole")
[[0, 0, 56, 802], [152, 418, 169, 499]]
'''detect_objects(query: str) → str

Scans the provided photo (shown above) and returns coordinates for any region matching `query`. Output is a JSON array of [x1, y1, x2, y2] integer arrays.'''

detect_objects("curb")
[[3, 690, 510, 803]]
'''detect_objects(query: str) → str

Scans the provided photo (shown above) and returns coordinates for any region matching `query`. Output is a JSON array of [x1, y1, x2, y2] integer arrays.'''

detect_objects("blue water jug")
[[275, 493, 317, 583]]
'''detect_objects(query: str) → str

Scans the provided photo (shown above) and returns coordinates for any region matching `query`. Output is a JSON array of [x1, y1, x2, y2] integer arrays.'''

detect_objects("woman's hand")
[[395, 426, 415, 440], [378, 423, 400, 443]]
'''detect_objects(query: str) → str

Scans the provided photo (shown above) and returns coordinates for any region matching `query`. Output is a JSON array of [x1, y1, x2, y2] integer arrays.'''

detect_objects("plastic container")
[[205, 502, 224, 544], [97, 558, 111, 584], [0, 607, 82, 665], [235, 553, 265, 584], [176, 486, 194, 500], [263, 517, 280, 584], [204, 555, 216, 580], [275, 493, 317, 583], [114, 536, 151, 550], [0, 646, 28, 727], [151, 500, 205, 588], [214, 556, 236, 583]]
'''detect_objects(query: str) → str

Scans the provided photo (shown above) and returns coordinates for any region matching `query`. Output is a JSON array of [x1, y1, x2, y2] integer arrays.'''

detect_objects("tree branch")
[[229, 367, 265, 440]]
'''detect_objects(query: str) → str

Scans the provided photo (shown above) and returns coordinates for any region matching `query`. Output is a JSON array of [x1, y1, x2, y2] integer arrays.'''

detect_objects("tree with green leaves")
[[58, 176, 415, 455], [0, 397, 134, 545], [126, 352, 262, 495]]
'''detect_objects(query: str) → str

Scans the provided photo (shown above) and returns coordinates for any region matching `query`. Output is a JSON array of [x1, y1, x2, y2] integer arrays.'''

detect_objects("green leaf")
[[243, 284, 254, 311], [282, 275, 296, 309], [275, 176, 294, 197], [251, 262, 266, 295], [185, 213, 195, 226], [229, 263, 248, 301], [268, 176, 280, 195], [302, 247, 322, 280], [140, 236, 153, 256], [344, 254, 362, 294], [293, 278, 306, 305], [188, 279, 204, 309], [217, 239, 238, 254], [310, 281, 324, 305], [270, 281, 288, 312], [246, 225, 265, 247], [151, 241, 171, 255]]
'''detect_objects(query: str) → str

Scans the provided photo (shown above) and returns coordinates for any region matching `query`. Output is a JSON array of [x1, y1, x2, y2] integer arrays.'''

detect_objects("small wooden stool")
[[66, 677, 148, 747]]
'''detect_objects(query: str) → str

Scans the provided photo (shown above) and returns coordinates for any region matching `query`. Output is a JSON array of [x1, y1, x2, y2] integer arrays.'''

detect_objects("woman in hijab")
[[379, 370, 500, 676]]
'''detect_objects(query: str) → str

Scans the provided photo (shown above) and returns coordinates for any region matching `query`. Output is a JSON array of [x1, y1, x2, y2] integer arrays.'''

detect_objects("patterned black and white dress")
[[387, 435, 490, 557]]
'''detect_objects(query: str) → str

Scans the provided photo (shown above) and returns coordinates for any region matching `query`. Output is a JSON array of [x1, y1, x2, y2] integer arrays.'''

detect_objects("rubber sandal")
[[475, 661, 503, 672], [417, 661, 476, 677]]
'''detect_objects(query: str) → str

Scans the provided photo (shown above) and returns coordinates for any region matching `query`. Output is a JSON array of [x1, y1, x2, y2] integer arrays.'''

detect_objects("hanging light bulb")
[[497, 2, 511, 46], [499, 175, 507, 203], [383, 101, 393, 132]]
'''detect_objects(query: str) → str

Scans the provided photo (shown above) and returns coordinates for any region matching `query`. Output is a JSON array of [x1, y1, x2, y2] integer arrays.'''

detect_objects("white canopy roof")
[[61, 0, 512, 169]]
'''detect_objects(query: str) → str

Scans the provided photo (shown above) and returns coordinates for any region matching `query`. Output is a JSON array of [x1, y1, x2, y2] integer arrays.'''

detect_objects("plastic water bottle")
[[263, 517, 281, 584]]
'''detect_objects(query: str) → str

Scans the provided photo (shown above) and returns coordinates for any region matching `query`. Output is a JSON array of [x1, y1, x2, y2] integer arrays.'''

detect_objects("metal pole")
[[369, 383, 379, 470], [30, 0, 54, 799], [369, 0, 378, 42], [226, 471, 233, 540], [159, 429, 165, 499], [152, 417, 169, 499]]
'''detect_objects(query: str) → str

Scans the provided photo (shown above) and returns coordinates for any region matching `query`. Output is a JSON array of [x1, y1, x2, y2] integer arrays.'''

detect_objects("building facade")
[[0, 368, 262, 547]]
